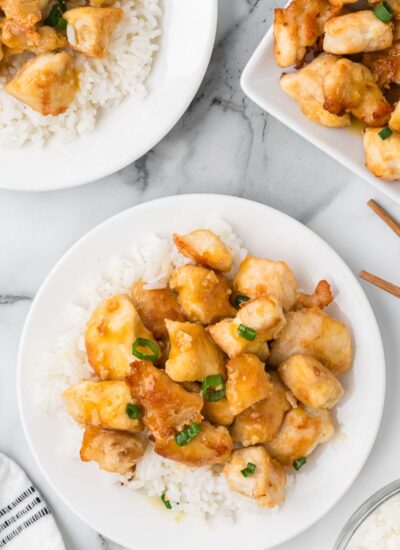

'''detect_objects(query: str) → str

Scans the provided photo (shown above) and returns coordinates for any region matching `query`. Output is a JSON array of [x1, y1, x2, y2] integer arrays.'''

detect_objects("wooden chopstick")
[[359, 270, 400, 298], [367, 199, 400, 238]]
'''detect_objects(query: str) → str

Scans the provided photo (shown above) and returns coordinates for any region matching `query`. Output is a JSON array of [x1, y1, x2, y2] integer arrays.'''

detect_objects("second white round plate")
[[18, 194, 385, 550], [1, 1, 217, 191]]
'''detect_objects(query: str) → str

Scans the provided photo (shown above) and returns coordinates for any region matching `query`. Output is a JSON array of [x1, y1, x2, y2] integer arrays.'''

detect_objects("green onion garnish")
[[175, 423, 201, 446], [237, 324, 256, 341], [374, 1, 393, 23], [132, 338, 160, 361], [44, 0, 67, 29], [201, 374, 226, 402], [241, 463, 256, 477], [293, 457, 307, 471], [378, 127, 393, 140], [126, 403, 141, 420], [161, 492, 172, 509], [234, 294, 250, 308]]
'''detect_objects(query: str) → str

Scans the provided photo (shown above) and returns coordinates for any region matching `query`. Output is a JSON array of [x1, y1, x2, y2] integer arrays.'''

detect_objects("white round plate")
[[18, 194, 385, 550], [1, 2, 217, 192]]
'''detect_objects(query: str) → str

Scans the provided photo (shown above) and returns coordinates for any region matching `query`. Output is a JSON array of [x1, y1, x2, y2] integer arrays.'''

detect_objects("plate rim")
[[17, 193, 386, 548], [240, 25, 400, 205], [1, 1, 218, 193]]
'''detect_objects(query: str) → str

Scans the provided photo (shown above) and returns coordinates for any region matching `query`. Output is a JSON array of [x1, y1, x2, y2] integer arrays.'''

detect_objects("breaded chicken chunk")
[[0, 0, 42, 26], [165, 320, 226, 382], [363, 42, 400, 88], [126, 361, 203, 439], [224, 447, 286, 507], [80, 426, 145, 474], [230, 373, 292, 446], [296, 280, 334, 310], [173, 229, 233, 273], [5, 52, 77, 116], [208, 296, 286, 360], [269, 306, 352, 375], [280, 54, 351, 128], [202, 398, 234, 427], [64, 381, 143, 432], [226, 354, 272, 416], [265, 407, 335, 466], [131, 281, 185, 340], [85, 294, 158, 380], [64, 6, 123, 58], [278, 355, 344, 409], [364, 127, 400, 181], [170, 265, 236, 324], [234, 255, 298, 311], [323, 58, 393, 126], [273, 0, 340, 67], [323, 11, 393, 55], [154, 421, 232, 466], [1, 22, 67, 55]]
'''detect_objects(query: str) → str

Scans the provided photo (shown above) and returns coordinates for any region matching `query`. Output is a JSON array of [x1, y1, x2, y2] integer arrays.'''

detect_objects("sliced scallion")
[[132, 338, 160, 361], [293, 457, 307, 471], [374, 1, 393, 23], [175, 423, 201, 446], [201, 374, 226, 402], [126, 403, 141, 420], [237, 324, 256, 341], [241, 463, 256, 477], [161, 492, 172, 509], [234, 294, 250, 308], [378, 127, 393, 140]]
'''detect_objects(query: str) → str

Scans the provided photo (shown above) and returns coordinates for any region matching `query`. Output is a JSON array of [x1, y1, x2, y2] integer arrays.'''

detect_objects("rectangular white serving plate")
[[241, 25, 400, 204]]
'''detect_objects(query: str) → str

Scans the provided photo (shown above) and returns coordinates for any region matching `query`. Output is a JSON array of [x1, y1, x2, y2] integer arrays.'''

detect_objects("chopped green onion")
[[237, 324, 256, 341], [161, 492, 172, 509], [44, 0, 67, 28], [241, 463, 256, 477], [293, 457, 307, 471], [378, 127, 393, 140], [201, 374, 226, 402], [374, 1, 393, 23], [126, 403, 141, 420], [234, 294, 250, 308], [175, 423, 201, 446], [132, 338, 160, 361]]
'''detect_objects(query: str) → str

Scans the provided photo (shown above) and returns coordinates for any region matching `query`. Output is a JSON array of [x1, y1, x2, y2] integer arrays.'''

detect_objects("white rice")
[[34, 220, 294, 520], [0, 0, 161, 147]]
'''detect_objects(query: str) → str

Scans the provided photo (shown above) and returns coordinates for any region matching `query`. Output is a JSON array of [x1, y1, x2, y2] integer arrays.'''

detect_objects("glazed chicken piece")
[[208, 296, 286, 361], [64, 381, 143, 432], [265, 407, 335, 466], [202, 398, 234, 427], [224, 446, 286, 508], [323, 11, 393, 55], [296, 280, 333, 310], [154, 421, 232, 466], [269, 306, 352, 375], [169, 265, 236, 325], [85, 294, 157, 381], [280, 54, 351, 128], [226, 354, 272, 416], [165, 320, 226, 382], [323, 58, 393, 127], [233, 255, 298, 311], [278, 355, 344, 409], [173, 229, 233, 273], [5, 52, 77, 116], [363, 42, 400, 88], [80, 426, 145, 475], [131, 281, 185, 340], [273, 0, 340, 67], [364, 127, 400, 181], [390, 102, 400, 131], [230, 373, 292, 446], [1, 21, 67, 55], [64, 7, 123, 58], [0, 0, 42, 26], [127, 361, 203, 439]]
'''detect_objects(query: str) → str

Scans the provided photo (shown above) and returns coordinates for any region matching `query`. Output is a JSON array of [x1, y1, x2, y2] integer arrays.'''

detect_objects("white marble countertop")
[[1, 1, 400, 549]]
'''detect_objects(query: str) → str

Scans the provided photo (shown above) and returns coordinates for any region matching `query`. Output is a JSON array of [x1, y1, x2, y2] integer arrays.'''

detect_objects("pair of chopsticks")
[[359, 199, 400, 298]]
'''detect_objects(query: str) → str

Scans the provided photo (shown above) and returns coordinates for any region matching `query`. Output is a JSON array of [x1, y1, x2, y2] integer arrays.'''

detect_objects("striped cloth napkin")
[[0, 453, 65, 550]]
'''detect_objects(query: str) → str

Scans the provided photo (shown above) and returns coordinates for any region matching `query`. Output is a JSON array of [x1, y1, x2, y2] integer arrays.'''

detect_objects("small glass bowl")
[[334, 479, 400, 549]]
